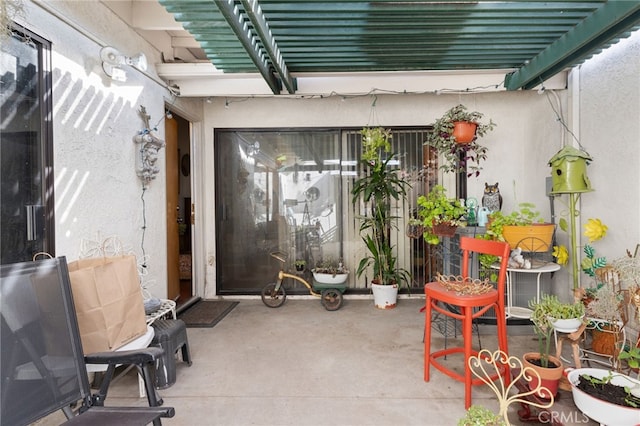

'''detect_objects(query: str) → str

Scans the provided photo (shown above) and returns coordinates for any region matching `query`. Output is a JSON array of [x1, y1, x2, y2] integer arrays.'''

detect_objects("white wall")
[[553, 31, 640, 303], [17, 1, 201, 299], [202, 90, 568, 295], [579, 30, 640, 265], [207, 91, 564, 207]]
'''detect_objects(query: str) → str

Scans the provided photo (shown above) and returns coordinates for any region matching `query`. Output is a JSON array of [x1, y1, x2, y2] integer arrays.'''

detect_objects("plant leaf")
[[559, 217, 568, 233], [583, 245, 595, 258]]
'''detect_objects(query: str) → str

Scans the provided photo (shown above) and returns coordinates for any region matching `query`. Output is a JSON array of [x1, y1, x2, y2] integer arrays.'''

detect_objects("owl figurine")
[[482, 182, 503, 213]]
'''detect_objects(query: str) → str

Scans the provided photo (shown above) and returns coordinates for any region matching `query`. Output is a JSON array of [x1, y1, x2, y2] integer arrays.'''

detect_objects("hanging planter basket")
[[431, 222, 458, 237], [452, 121, 478, 144], [405, 222, 425, 239]]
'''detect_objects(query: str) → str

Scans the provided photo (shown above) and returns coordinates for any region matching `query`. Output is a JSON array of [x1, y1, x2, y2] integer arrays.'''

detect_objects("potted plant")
[[584, 279, 626, 358], [613, 252, 640, 364], [487, 202, 555, 253], [351, 127, 411, 309], [425, 104, 496, 177], [523, 294, 584, 398], [416, 185, 467, 245], [567, 368, 640, 425], [550, 296, 586, 332], [294, 259, 306, 272], [311, 257, 349, 284], [559, 226, 626, 359], [566, 252, 640, 425], [457, 405, 505, 426]]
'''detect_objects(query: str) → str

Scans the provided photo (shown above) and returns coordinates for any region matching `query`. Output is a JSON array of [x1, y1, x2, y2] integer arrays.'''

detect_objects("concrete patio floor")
[[36, 297, 599, 425]]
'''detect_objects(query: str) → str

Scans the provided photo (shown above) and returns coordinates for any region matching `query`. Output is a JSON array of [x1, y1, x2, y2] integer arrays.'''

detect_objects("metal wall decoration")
[[134, 106, 165, 185]]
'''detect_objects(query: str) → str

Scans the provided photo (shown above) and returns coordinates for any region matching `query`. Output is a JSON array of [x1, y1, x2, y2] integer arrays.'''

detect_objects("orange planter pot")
[[590, 325, 622, 356], [502, 223, 555, 252], [522, 352, 564, 398], [452, 121, 478, 144]]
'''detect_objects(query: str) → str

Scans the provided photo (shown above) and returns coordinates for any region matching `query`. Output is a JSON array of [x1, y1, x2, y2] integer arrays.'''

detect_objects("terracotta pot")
[[522, 352, 563, 398], [452, 121, 477, 144], [591, 324, 622, 356]]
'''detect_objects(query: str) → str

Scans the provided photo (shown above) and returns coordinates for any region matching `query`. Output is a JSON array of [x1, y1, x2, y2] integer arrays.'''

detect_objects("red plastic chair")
[[423, 237, 510, 409]]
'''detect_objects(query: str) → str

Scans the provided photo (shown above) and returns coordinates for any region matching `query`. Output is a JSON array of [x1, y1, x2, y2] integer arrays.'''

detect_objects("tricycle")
[[260, 252, 347, 311]]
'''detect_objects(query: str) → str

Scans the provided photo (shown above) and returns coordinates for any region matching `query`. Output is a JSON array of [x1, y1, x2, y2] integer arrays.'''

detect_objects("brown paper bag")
[[67, 255, 147, 354]]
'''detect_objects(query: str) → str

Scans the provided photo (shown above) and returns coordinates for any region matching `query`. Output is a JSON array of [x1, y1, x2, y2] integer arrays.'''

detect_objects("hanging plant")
[[416, 185, 467, 245], [425, 104, 496, 177]]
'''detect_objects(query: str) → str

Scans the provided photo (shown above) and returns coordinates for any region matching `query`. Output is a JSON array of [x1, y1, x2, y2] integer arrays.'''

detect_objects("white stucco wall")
[[17, 1, 201, 299], [206, 91, 565, 211], [578, 30, 640, 263], [202, 90, 568, 296], [554, 31, 640, 302]]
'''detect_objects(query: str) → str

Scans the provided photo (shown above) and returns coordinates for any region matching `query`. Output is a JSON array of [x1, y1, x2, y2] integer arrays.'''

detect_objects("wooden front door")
[[165, 116, 180, 300]]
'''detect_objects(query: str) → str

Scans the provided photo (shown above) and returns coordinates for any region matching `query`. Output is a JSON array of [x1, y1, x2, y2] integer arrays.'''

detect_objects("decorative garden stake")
[[548, 146, 594, 290]]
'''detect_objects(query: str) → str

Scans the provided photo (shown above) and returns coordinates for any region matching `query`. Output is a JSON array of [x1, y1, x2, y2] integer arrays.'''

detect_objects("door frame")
[[0, 24, 55, 264], [164, 103, 203, 301]]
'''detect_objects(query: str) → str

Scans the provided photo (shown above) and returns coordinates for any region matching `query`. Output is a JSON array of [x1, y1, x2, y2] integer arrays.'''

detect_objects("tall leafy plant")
[[351, 127, 411, 286]]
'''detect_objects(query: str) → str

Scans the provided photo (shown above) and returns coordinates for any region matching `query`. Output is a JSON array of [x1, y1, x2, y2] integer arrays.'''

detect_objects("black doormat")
[[178, 300, 239, 328]]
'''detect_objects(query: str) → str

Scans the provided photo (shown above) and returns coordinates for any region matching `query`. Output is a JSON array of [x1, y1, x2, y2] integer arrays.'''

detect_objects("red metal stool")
[[423, 237, 510, 409]]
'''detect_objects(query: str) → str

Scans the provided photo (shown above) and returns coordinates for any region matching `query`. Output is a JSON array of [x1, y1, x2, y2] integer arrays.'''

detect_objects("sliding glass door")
[[1, 25, 54, 264], [214, 128, 434, 294]]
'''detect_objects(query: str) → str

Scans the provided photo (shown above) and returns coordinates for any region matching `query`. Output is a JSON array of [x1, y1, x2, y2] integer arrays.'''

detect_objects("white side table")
[[146, 299, 177, 325], [492, 262, 560, 319]]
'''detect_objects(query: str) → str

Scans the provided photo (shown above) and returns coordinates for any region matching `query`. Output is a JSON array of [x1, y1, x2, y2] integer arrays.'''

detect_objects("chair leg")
[[474, 320, 482, 349], [424, 296, 433, 382], [139, 364, 164, 407], [495, 303, 510, 388], [181, 342, 192, 366], [463, 306, 474, 409], [61, 405, 75, 419], [138, 364, 163, 426], [92, 364, 116, 407]]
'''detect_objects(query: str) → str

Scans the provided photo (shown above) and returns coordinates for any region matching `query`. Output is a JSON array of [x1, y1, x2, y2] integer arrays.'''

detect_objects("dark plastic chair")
[[0, 257, 175, 426]]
